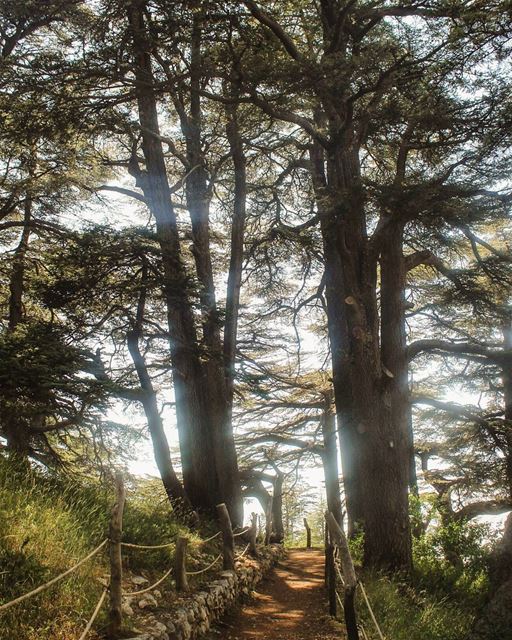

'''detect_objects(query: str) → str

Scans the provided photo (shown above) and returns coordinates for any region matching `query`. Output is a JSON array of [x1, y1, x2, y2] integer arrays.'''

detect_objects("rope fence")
[[359, 580, 386, 640], [325, 510, 388, 640], [235, 543, 250, 559], [77, 586, 108, 640], [124, 567, 174, 597], [0, 538, 108, 613], [199, 531, 222, 544], [0, 474, 263, 640], [121, 540, 176, 550], [186, 553, 223, 576]]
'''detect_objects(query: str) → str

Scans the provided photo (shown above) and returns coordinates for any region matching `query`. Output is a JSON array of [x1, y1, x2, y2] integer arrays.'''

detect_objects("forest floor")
[[206, 548, 344, 640]]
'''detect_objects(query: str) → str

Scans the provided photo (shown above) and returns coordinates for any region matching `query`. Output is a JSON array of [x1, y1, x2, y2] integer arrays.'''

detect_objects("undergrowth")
[[347, 518, 492, 640], [0, 457, 198, 640]]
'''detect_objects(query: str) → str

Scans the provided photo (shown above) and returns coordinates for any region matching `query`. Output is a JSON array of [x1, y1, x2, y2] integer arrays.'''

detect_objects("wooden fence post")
[[265, 500, 273, 545], [326, 540, 337, 617], [108, 471, 126, 639], [217, 503, 235, 571], [325, 511, 359, 640], [175, 536, 189, 591], [249, 512, 258, 557], [324, 521, 329, 587], [304, 517, 312, 548]]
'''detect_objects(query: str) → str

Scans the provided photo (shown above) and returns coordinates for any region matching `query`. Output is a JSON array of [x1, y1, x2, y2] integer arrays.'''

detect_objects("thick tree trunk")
[[180, 15, 242, 524], [127, 1, 218, 513], [271, 471, 285, 543], [309, 141, 362, 535], [312, 138, 412, 571], [376, 218, 413, 568]]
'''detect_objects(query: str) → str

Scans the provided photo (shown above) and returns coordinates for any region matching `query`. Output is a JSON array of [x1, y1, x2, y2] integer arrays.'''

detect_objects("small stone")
[[132, 575, 150, 586], [150, 621, 169, 639], [121, 602, 134, 616], [138, 593, 158, 610]]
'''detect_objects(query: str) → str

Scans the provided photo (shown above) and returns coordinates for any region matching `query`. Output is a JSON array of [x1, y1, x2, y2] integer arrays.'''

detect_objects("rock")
[[150, 621, 170, 639], [125, 546, 283, 640], [122, 601, 134, 616], [138, 593, 159, 610], [132, 575, 150, 586]]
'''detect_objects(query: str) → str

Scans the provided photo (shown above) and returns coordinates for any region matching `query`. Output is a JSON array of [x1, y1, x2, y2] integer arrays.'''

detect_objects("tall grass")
[[0, 459, 194, 640], [345, 524, 490, 640], [0, 460, 111, 640]]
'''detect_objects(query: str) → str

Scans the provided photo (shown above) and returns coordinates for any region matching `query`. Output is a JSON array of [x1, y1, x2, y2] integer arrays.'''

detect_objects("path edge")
[[124, 545, 286, 640]]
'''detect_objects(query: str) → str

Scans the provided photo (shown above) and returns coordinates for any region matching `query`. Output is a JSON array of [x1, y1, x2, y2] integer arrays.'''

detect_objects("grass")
[[0, 458, 215, 640], [343, 527, 490, 640], [353, 573, 476, 640]]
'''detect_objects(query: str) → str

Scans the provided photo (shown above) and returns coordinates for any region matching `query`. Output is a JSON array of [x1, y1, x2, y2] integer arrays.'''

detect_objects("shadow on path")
[[206, 548, 344, 640]]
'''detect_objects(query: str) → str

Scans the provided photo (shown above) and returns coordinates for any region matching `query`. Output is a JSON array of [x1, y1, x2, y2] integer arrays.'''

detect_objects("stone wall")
[[125, 544, 285, 640]]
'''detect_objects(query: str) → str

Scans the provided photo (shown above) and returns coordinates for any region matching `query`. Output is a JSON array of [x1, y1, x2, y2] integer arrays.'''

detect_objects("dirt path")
[[207, 548, 344, 640]]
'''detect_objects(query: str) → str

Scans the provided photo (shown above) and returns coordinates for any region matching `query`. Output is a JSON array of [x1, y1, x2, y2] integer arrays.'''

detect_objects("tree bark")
[[271, 471, 285, 543], [375, 217, 413, 568], [309, 139, 362, 536], [312, 137, 412, 571], [174, 10, 243, 524], [127, 1, 218, 513]]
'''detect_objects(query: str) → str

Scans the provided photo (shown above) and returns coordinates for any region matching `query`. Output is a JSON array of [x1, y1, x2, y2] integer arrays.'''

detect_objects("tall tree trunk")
[[180, 13, 242, 524], [127, 1, 218, 513], [271, 471, 285, 543], [501, 316, 512, 496], [313, 136, 412, 571], [309, 140, 362, 536], [377, 218, 413, 567], [223, 82, 247, 402]]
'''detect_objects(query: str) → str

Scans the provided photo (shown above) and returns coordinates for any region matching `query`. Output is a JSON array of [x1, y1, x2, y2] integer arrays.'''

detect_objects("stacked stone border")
[[125, 544, 285, 640]]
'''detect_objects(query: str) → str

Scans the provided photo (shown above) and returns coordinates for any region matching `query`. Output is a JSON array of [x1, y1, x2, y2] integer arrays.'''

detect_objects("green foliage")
[[355, 573, 473, 640], [0, 321, 110, 465], [347, 511, 490, 639], [413, 519, 491, 603], [0, 458, 109, 640], [0, 457, 199, 640]]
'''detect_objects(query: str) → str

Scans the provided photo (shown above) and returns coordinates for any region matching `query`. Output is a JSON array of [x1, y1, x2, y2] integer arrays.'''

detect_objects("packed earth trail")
[[207, 548, 344, 640]]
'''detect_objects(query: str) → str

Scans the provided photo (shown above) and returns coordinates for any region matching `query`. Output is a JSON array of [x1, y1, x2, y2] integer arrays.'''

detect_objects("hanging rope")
[[359, 580, 386, 640], [77, 587, 108, 640], [121, 540, 175, 550], [186, 553, 222, 576], [124, 567, 173, 597], [198, 531, 221, 545], [0, 539, 108, 613], [235, 543, 250, 559]]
